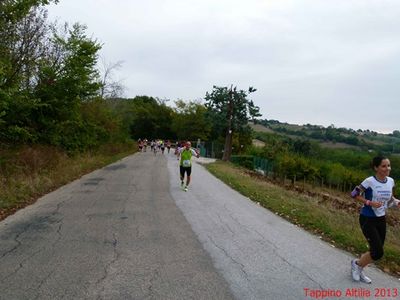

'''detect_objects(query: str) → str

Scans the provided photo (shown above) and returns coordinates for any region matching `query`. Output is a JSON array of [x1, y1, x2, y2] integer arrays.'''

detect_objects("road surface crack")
[[207, 235, 250, 281], [225, 212, 324, 288], [216, 213, 235, 237], [33, 268, 57, 300], [146, 266, 161, 299], [95, 233, 120, 299]]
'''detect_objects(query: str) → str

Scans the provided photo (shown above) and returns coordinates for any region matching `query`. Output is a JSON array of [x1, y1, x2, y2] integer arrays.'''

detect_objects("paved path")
[[1, 150, 399, 299], [0, 152, 232, 300]]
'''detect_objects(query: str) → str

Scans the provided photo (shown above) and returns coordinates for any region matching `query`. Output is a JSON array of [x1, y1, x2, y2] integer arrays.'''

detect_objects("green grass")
[[205, 160, 400, 275], [0, 142, 137, 220]]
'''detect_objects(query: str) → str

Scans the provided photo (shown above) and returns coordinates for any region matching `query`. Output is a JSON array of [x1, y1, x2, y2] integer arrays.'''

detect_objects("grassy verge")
[[205, 160, 400, 276], [0, 142, 136, 221]]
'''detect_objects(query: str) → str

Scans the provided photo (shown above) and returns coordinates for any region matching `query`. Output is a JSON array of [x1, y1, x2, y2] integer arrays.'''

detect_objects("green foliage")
[[171, 100, 211, 141], [130, 96, 172, 139], [108, 96, 175, 140], [232, 125, 253, 154], [273, 153, 318, 182], [34, 23, 102, 120], [0, 1, 58, 23], [1, 1, 215, 154], [40, 24, 101, 145], [44, 99, 126, 152], [230, 155, 254, 169], [248, 131, 400, 192], [257, 119, 400, 153], [205, 86, 260, 132], [0, 2, 108, 151], [205, 85, 260, 160], [2, 3, 260, 154]]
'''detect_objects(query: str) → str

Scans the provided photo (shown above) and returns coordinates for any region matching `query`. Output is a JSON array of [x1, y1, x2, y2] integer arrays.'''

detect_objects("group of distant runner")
[[137, 138, 200, 192], [137, 139, 172, 155]]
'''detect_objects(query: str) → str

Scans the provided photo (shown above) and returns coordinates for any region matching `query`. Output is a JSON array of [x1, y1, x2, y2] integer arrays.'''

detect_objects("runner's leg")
[[185, 167, 192, 187], [180, 166, 185, 187]]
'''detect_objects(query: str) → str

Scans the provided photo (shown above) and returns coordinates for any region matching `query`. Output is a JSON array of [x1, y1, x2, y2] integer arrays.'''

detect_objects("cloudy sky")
[[47, 0, 400, 133]]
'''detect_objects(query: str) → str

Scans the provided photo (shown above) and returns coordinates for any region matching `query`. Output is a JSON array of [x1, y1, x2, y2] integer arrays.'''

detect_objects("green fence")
[[230, 155, 362, 193], [230, 155, 274, 176], [253, 156, 274, 176]]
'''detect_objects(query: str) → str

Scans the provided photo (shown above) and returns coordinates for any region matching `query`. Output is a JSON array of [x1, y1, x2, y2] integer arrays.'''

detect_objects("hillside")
[[251, 120, 400, 153]]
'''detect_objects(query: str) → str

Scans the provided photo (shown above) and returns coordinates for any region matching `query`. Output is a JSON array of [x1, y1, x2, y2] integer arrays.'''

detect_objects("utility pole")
[[222, 85, 234, 161]]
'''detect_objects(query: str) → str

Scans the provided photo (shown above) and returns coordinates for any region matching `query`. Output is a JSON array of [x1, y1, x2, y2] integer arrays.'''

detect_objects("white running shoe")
[[351, 259, 361, 281], [184, 186, 188, 192], [359, 269, 372, 284]]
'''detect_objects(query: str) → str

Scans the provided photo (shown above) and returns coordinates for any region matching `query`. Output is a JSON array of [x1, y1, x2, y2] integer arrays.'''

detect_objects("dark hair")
[[371, 156, 388, 169]]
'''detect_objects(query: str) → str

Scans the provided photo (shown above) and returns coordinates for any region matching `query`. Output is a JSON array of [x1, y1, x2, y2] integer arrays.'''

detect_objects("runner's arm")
[[191, 148, 200, 158], [350, 184, 382, 208], [176, 147, 183, 157], [388, 187, 400, 208]]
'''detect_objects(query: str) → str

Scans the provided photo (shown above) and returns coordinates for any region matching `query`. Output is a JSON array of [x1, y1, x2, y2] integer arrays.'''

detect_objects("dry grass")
[[0, 143, 136, 220], [249, 123, 275, 133]]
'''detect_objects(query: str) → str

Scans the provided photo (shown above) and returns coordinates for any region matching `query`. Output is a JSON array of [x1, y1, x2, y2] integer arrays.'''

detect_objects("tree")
[[32, 22, 102, 147], [116, 96, 175, 140], [0, 3, 56, 141], [171, 100, 211, 141], [0, 1, 136, 151], [0, 0, 58, 89], [99, 58, 125, 99], [393, 130, 400, 138], [204, 85, 260, 161]]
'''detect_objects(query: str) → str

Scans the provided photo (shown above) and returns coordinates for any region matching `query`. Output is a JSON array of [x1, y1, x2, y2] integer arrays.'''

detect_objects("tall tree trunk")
[[222, 127, 233, 161], [222, 89, 233, 161]]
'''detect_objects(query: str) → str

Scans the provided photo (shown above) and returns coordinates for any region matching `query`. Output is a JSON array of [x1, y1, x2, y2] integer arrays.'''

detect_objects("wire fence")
[[230, 155, 358, 193]]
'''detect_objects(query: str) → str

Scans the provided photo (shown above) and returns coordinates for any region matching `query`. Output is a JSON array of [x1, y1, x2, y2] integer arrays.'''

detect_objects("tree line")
[[108, 92, 258, 160], [256, 119, 400, 153], [0, 1, 259, 156]]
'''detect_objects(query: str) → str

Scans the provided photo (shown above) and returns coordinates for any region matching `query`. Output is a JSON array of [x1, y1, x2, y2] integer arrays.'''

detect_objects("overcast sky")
[[47, 0, 400, 133]]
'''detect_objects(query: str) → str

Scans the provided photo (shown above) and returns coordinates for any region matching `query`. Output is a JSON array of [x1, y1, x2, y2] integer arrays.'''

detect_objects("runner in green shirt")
[[178, 141, 200, 191]]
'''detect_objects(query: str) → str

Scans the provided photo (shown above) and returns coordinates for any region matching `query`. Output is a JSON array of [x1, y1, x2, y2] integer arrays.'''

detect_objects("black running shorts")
[[359, 214, 386, 261], [180, 166, 192, 177]]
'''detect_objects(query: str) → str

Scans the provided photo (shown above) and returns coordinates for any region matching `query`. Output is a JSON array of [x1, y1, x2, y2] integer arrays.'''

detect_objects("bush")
[[231, 155, 254, 169]]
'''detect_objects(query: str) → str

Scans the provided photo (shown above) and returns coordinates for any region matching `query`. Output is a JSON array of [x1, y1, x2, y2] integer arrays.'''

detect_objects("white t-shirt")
[[360, 176, 395, 217]]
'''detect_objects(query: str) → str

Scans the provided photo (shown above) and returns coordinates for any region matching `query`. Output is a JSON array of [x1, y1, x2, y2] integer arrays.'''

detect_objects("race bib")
[[182, 160, 191, 167]]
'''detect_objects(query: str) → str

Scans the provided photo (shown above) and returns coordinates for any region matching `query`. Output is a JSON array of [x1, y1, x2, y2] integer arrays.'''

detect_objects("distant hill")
[[251, 119, 400, 153]]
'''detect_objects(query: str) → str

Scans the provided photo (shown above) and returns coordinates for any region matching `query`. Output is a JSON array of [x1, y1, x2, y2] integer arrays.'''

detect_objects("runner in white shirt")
[[350, 156, 400, 283]]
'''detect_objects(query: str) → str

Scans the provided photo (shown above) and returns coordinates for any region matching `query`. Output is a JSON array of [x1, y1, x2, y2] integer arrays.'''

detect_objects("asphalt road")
[[1, 150, 399, 300], [0, 151, 233, 300]]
